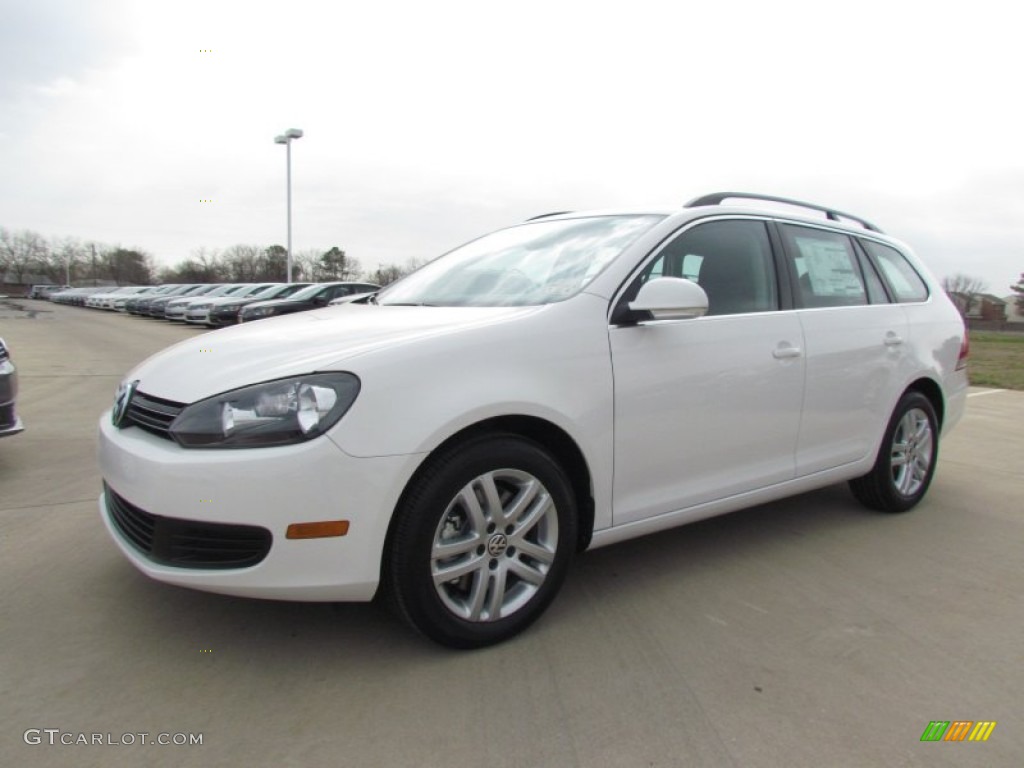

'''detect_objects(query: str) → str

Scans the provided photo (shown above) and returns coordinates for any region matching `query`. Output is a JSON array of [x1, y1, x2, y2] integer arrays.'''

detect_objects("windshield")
[[236, 283, 278, 297], [202, 284, 243, 298], [284, 283, 332, 301], [258, 283, 312, 300], [378, 215, 664, 307]]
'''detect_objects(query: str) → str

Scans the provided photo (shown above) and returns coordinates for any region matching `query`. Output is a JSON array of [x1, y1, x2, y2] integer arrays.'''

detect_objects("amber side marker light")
[[286, 521, 350, 539]]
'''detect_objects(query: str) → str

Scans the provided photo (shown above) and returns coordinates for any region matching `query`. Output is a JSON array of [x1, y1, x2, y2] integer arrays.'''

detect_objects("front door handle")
[[772, 344, 802, 360], [884, 333, 904, 347]]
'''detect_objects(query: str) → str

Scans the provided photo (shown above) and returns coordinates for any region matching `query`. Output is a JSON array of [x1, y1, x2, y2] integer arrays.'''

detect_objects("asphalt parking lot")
[[1, 299, 1021, 768]]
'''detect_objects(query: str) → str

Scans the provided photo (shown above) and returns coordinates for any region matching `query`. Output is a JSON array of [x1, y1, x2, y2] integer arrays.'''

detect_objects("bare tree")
[[161, 247, 222, 283], [316, 247, 362, 281], [1011, 273, 1024, 313], [366, 257, 425, 287], [0, 227, 11, 276], [262, 245, 288, 281], [103, 248, 156, 285], [47, 237, 87, 284], [291, 249, 321, 282], [0, 228, 49, 284], [220, 245, 263, 282], [942, 273, 986, 316]]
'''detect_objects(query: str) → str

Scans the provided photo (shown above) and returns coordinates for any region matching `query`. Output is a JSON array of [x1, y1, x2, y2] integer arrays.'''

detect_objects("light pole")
[[273, 128, 303, 282]]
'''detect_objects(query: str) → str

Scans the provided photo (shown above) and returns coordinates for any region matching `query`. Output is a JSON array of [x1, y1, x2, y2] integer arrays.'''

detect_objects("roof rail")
[[684, 192, 883, 233], [525, 211, 573, 221]]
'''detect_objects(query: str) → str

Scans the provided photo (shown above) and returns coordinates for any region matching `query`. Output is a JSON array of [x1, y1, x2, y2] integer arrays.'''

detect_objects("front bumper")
[[0, 410, 23, 437], [207, 308, 242, 326], [185, 309, 211, 324], [98, 411, 424, 601]]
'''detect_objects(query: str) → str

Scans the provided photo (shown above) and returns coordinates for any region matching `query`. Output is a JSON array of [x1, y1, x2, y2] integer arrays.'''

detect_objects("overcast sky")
[[1, 0, 1021, 294]]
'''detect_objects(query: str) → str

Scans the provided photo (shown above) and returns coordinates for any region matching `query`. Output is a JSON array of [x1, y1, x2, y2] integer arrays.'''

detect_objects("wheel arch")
[[382, 415, 595, 569], [904, 376, 945, 429]]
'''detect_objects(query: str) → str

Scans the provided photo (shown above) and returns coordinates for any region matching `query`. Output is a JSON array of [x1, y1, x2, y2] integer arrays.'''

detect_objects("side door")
[[776, 223, 908, 475], [609, 219, 805, 526]]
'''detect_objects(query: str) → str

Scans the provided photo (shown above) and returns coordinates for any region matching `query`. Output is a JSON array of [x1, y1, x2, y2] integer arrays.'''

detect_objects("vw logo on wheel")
[[486, 533, 508, 557], [112, 379, 139, 428]]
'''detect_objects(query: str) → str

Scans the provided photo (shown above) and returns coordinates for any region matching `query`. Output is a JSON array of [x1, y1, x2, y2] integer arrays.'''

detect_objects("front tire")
[[385, 434, 577, 648], [849, 391, 939, 513]]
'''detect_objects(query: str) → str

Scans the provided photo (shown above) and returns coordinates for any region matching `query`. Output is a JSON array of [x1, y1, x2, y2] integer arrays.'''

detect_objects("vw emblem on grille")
[[112, 379, 139, 428]]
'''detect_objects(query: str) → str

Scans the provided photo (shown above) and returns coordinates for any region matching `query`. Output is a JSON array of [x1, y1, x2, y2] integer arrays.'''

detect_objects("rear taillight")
[[956, 328, 969, 371]]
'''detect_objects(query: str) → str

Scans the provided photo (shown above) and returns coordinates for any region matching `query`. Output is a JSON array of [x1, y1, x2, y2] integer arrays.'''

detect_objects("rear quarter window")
[[861, 240, 929, 302]]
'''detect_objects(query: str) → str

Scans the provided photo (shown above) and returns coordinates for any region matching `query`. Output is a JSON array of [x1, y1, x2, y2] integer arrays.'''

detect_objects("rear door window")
[[779, 225, 867, 308]]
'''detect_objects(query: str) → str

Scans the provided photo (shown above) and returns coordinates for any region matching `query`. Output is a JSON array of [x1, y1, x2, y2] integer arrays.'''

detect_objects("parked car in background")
[[86, 286, 150, 310], [147, 285, 217, 319], [239, 282, 381, 322], [142, 285, 203, 315], [28, 285, 69, 300], [99, 193, 968, 648], [164, 284, 253, 322], [126, 285, 181, 315], [158, 284, 223, 321], [113, 286, 161, 312], [0, 337, 23, 438], [50, 287, 109, 306], [199, 283, 298, 327]]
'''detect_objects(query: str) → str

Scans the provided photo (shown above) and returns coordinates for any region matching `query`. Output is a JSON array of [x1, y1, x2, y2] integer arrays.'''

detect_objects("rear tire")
[[385, 434, 576, 649], [849, 391, 938, 513]]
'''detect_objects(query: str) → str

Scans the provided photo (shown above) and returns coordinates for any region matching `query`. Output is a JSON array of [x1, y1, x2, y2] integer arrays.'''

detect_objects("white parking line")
[[967, 388, 1007, 398]]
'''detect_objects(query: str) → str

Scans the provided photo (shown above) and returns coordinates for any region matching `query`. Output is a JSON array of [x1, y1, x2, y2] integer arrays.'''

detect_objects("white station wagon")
[[98, 193, 969, 647]]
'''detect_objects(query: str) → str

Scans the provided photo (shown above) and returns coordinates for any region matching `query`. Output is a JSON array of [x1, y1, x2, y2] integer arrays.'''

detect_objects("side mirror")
[[628, 277, 708, 321], [312, 295, 328, 306]]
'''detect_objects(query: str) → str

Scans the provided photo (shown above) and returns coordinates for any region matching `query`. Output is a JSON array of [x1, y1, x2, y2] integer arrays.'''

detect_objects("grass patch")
[[968, 331, 1024, 390]]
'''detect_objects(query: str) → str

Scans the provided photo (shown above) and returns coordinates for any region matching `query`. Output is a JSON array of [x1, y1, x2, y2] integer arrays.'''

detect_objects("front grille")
[[104, 483, 272, 569], [124, 391, 185, 439]]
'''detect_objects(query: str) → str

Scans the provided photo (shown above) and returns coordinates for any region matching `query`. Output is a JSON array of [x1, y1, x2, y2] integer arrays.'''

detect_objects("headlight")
[[169, 373, 360, 448]]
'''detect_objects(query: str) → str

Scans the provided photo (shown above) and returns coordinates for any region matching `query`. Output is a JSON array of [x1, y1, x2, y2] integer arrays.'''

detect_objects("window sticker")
[[794, 237, 863, 297]]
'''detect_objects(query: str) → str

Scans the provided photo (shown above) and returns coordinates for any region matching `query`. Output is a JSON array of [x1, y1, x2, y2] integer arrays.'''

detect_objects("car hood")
[[127, 305, 543, 403]]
